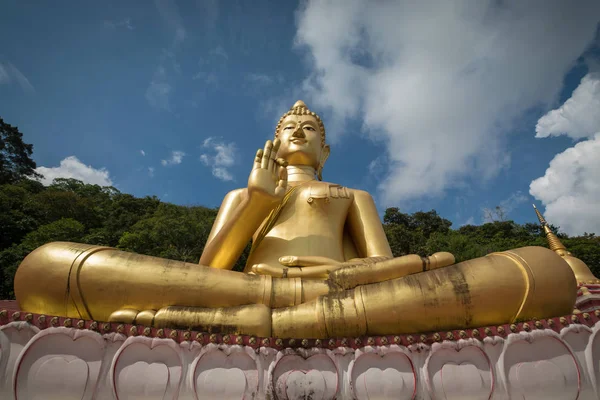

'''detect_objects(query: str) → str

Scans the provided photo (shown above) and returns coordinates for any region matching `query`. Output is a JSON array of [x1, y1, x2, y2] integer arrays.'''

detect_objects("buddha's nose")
[[292, 127, 305, 138]]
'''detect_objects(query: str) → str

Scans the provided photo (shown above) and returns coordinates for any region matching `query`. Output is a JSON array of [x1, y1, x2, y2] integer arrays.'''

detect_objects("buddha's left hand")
[[251, 253, 454, 284], [250, 256, 390, 279], [251, 256, 342, 279]]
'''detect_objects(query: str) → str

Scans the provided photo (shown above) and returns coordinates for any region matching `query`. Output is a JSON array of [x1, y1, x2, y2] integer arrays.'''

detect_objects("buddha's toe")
[[136, 310, 157, 326], [108, 308, 140, 324]]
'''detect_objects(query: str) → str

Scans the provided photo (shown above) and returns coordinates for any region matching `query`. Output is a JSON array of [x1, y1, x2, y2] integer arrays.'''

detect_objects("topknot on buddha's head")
[[275, 100, 326, 147]]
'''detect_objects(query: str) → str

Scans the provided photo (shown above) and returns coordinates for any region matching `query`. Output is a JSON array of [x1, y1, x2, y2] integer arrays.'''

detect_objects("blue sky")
[[1, 1, 599, 235]]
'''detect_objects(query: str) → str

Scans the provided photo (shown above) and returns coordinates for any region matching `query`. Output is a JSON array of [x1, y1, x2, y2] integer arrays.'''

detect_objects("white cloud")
[[536, 72, 600, 140], [500, 191, 529, 215], [35, 156, 113, 186], [148, 167, 155, 177], [212, 167, 233, 182], [462, 216, 475, 226], [146, 0, 185, 111], [162, 49, 181, 74], [192, 71, 218, 86], [0, 64, 11, 84], [482, 191, 529, 222], [0, 62, 35, 93], [530, 133, 600, 236], [294, 1, 600, 206], [200, 137, 236, 181], [161, 150, 185, 166], [246, 73, 276, 85], [146, 80, 172, 111], [192, 47, 232, 88], [155, 0, 186, 44], [210, 45, 228, 60], [140, 150, 146, 156], [367, 155, 387, 176], [530, 72, 600, 236], [104, 18, 134, 30]]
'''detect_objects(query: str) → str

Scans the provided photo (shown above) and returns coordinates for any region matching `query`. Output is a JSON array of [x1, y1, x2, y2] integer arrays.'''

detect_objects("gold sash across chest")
[[245, 184, 304, 268]]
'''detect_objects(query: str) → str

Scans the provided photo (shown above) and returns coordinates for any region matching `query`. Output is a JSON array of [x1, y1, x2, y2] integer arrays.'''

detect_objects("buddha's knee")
[[272, 246, 577, 338]]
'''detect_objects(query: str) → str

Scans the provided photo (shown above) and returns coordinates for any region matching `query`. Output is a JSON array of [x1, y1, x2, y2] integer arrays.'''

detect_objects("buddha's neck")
[[286, 165, 316, 184]]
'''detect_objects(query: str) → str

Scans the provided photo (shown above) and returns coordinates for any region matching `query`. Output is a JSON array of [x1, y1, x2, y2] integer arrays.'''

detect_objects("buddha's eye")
[[304, 126, 316, 131], [284, 125, 294, 130]]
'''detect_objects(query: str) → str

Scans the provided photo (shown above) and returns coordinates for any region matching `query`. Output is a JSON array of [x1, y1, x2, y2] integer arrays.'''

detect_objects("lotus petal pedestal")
[[1, 285, 599, 399]]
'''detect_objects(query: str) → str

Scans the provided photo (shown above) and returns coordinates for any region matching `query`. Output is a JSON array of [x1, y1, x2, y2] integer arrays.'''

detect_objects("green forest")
[[1, 117, 599, 300]]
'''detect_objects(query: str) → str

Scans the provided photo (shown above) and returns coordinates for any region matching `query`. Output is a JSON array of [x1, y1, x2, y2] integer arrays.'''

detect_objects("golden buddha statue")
[[13, 100, 591, 339]]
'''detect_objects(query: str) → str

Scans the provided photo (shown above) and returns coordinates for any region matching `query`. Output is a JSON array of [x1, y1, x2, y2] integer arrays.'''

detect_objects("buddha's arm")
[[347, 189, 393, 258], [200, 189, 272, 270], [201, 139, 288, 270], [205, 188, 245, 245]]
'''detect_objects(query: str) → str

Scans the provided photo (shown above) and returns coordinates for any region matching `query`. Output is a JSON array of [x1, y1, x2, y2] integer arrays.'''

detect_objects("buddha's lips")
[[291, 138, 307, 144]]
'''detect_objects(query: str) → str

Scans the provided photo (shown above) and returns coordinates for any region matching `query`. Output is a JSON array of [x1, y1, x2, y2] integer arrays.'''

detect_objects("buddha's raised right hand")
[[248, 139, 288, 205]]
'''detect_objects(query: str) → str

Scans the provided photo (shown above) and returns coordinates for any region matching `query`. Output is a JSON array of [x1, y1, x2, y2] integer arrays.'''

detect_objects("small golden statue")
[[14, 101, 592, 338]]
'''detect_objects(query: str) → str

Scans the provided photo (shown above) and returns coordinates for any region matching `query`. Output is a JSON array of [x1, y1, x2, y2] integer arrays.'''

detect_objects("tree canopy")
[[1, 117, 598, 300], [0, 118, 41, 185]]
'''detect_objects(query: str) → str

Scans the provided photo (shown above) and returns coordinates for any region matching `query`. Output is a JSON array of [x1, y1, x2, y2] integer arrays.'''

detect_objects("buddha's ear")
[[317, 144, 330, 181]]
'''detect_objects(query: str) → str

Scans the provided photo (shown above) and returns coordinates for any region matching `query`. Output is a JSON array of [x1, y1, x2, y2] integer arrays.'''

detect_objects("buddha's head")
[[275, 100, 330, 180]]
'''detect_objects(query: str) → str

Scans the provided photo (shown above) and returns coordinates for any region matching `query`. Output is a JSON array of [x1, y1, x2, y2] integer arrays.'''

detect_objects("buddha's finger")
[[278, 165, 287, 185], [268, 265, 335, 279], [253, 149, 263, 171], [428, 252, 455, 269], [268, 139, 280, 171], [272, 138, 281, 154], [275, 167, 287, 197], [279, 255, 341, 267], [251, 263, 284, 278], [295, 264, 342, 279], [261, 140, 273, 169], [275, 158, 289, 168]]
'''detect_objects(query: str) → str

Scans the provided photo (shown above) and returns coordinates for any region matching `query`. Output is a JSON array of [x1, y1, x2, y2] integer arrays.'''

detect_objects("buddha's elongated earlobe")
[[317, 145, 330, 181]]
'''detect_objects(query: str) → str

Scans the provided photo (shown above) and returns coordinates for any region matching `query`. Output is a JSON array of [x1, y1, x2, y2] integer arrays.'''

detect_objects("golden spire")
[[532, 205, 598, 283], [532, 204, 547, 225], [532, 204, 567, 253]]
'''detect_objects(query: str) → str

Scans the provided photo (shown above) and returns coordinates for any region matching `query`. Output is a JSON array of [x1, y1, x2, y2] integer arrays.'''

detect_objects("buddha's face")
[[276, 114, 328, 168]]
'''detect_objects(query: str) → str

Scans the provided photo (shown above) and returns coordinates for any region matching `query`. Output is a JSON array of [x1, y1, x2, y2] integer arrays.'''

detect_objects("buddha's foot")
[[153, 304, 272, 337], [108, 309, 156, 326], [109, 305, 273, 338]]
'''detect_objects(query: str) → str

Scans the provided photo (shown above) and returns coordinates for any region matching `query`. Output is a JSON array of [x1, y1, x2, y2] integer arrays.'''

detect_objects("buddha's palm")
[[248, 139, 287, 204]]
